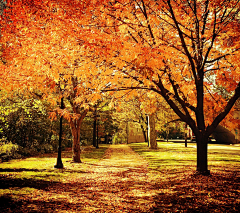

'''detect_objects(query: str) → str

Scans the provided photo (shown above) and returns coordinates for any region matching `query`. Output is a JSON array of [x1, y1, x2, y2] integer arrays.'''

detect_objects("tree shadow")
[[0, 167, 88, 174], [151, 171, 240, 212], [0, 195, 87, 213], [1, 167, 239, 212], [0, 168, 43, 172], [0, 175, 59, 190], [0, 175, 153, 212]]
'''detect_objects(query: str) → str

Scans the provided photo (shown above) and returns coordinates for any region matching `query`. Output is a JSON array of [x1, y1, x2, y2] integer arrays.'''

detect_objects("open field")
[[0, 143, 239, 212]]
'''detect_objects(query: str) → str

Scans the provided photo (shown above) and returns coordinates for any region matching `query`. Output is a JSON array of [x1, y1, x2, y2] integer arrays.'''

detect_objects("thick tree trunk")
[[148, 114, 157, 149], [196, 134, 210, 175], [70, 118, 82, 163]]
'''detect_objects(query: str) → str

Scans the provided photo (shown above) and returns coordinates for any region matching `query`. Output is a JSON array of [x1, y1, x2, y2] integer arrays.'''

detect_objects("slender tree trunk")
[[126, 121, 129, 144], [148, 114, 157, 149], [140, 124, 147, 142], [93, 116, 97, 147], [146, 115, 149, 147]]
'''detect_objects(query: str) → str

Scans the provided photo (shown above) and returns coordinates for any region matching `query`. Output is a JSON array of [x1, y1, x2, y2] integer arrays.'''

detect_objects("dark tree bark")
[[70, 109, 88, 163], [93, 107, 97, 147], [148, 113, 157, 149]]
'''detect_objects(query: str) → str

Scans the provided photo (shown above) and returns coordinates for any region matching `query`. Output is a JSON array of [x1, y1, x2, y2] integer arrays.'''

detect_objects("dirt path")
[[72, 144, 156, 212], [12, 144, 157, 213]]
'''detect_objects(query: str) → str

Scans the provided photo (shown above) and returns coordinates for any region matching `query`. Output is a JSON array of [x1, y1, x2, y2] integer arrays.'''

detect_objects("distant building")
[[212, 100, 240, 144], [127, 122, 146, 143]]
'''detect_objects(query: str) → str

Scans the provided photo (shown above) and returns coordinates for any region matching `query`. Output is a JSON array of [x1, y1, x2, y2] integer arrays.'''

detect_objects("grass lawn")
[[0, 142, 239, 212], [0, 145, 109, 197], [129, 142, 240, 212], [129, 142, 240, 173]]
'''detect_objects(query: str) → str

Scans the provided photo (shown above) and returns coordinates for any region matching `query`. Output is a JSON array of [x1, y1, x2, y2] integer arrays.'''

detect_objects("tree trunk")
[[140, 124, 147, 142], [93, 116, 97, 147], [148, 114, 157, 149], [70, 119, 82, 163], [146, 115, 149, 147], [126, 121, 129, 144], [196, 134, 210, 175]]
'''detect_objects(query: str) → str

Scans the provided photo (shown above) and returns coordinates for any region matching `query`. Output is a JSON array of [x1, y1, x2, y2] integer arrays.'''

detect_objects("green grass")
[[0, 144, 110, 203], [0, 143, 239, 212], [129, 142, 240, 173], [0, 144, 109, 183]]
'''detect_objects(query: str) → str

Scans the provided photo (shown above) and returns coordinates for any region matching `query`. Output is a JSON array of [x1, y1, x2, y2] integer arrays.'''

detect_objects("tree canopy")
[[1, 0, 240, 173]]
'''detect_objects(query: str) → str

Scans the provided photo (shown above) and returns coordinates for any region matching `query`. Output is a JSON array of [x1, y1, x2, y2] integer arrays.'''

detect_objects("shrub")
[[0, 138, 22, 162], [19, 146, 38, 157], [112, 133, 126, 144], [40, 144, 54, 153]]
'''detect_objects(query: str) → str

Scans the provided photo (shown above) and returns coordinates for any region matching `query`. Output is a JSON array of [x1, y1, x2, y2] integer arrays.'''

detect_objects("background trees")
[[0, 92, 74, 161]]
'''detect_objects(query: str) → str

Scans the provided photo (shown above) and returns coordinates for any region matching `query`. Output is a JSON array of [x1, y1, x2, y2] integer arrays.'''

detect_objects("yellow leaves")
[[91, 93, 102, 103]]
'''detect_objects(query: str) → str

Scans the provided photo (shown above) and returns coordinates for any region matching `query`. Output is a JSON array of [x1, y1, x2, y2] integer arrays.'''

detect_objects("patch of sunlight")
[[0, 187, 37, 198], [129, 142, 240, 172], [128, 189, 157, 197], [0, 157, 56, 170]]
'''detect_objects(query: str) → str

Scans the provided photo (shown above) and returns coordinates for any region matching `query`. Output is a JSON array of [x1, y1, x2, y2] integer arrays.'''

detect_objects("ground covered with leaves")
[[0, 143, 239, 212]]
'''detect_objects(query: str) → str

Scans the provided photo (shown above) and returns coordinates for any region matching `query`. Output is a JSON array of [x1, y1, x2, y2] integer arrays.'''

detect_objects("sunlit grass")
[[129, 142, 240, 173], [0, 144, 109, 182], [0, 144, 110, 207], [0, 143, 239, 212]]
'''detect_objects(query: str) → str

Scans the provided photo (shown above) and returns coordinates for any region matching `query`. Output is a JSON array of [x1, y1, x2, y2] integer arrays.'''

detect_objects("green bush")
[[0, 138, 22, 162], [40, 144, 54, 153], [0, 97, 73, 155], [19, 146, 38, 157], [112, 133, 127, 144]]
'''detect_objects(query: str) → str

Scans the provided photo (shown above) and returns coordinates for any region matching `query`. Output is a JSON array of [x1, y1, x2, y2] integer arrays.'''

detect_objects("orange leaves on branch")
[[1, 0, 240, 140]]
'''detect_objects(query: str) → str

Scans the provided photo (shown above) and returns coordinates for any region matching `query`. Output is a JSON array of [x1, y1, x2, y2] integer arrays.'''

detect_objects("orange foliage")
[[1, 0, 240, 144]]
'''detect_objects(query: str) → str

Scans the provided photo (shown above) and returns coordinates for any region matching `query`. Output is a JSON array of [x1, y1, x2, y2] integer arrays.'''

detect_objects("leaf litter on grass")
[[0, 144, 157, 212], [1, 143, 240, 212]]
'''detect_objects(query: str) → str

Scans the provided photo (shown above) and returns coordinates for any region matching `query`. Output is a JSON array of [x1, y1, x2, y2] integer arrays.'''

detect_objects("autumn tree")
[[0, 0, 105, 163], [86, 0, 240, 174]]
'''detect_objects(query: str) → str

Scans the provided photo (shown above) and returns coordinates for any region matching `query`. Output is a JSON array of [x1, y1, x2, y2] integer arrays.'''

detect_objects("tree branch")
[[206, 82, 240, 136], [167, 0, 197, 81]]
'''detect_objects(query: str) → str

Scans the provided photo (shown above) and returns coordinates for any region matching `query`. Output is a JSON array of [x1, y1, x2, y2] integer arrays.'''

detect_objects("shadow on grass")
[[151, 171, 240, 213], [0, 168, 44, 172], [0, 175, 60, 190], [0, 173, 152, 212], [0, 167, 89, 174], [0, 195, 87, 213], [1, 169, 239, 212]]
